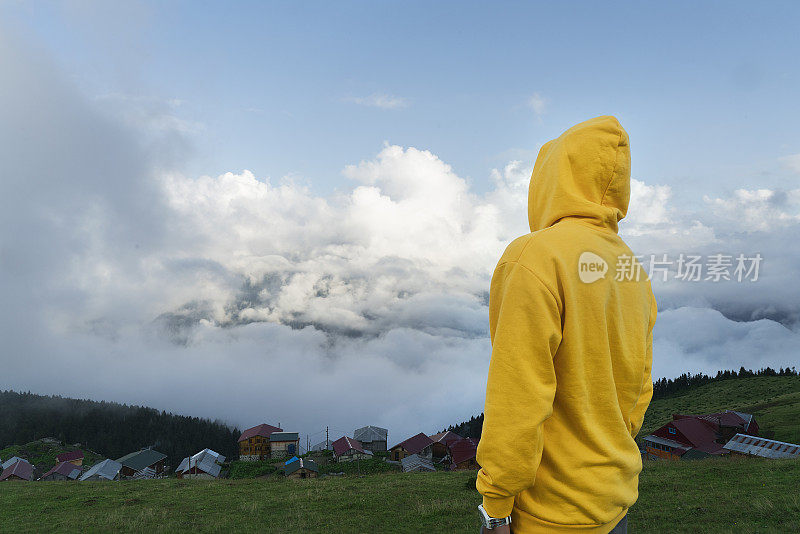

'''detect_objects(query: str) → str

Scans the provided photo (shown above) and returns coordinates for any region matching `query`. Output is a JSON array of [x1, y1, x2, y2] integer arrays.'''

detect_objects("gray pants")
[[609, 513, 628, 534]]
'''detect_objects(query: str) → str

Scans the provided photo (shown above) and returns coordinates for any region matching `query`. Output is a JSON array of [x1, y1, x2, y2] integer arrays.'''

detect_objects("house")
[[332, 436, 373, 463], [448, 438, 480, 470], [79, 459, 122, 481], [311, 439, 334, 451], [269, 432, 300, 458], [116, 448, 168, 478], [56, 450, 84, 466], [353, 426, 388, 453], [429, 431, 462, 459], [643, 410, 759, 461], [175, 449, 226, 479], [400, 454, 435, 473], [0, 458, 33, 481], [284, 458, 318, 479], [238, 423, 283, 461], [723, 433, 800, 459], [390, 433, 434, 461], [40, 461, 81, 481]]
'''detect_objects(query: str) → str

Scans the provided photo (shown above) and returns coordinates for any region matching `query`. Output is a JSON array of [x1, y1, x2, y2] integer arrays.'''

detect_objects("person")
[[475, 116, 657, 533]]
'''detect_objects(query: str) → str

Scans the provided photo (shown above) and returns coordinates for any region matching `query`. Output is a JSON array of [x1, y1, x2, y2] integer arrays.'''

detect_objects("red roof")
[[429, 431, 462, 445], [56, 450, 84, 463], [238, 423, 283, 442], [391, 432, 434, 455], [448, 438, 479, 465], [0, 459, 33, 481], [41, 461, 81, 479], [332, 436, 364, 457]]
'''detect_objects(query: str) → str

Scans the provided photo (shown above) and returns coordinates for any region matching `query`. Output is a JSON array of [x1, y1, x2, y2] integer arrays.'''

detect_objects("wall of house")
[[336, 451, 372, 463], [270, 440, 299, 457], [239, 436, 270, 460], [362, 440, 387, 453]]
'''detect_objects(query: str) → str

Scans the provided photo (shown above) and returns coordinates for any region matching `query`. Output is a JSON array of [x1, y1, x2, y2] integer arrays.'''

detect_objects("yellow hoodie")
[[476, 116, 657, 533]]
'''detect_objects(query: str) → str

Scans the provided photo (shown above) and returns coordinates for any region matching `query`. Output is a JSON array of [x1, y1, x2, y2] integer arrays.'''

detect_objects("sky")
[[1, 1, 799, 449]]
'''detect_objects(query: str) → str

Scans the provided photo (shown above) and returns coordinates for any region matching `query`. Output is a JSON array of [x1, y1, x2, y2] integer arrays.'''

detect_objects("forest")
[[0, 390, 240, 468]]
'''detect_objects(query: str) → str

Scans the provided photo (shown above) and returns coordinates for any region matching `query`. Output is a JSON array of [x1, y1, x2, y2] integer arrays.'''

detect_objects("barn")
[[40, 461, 82, 481], [332, 436, 373, 463], [390, 433, 434, 461], [353, 426, 388, 453], [175, 449, 226, 479], [238, 423, 283, 461], [79, 459, 122, 481], [116, 448, 167, 478], [448, 438, 480, 470], [56, 450, 84, 467], [0, 459, 33, 481], [723, 434, 800, 459], [643, 410, 758, 461], [284, 458, 319, 479], [429, 431, 462, 459]]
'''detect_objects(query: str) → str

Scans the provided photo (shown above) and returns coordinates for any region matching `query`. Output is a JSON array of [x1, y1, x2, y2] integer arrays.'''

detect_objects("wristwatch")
[[478, 504, 512, 530]]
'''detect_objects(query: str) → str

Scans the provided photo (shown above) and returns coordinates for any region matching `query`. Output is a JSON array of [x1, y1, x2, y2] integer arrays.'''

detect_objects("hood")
[[528, 115, 630, 234]]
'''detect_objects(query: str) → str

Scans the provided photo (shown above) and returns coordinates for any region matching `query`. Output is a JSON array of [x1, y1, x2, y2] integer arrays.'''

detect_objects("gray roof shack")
[[175, 449, 226, 478], [116, 448, 167, 476], [311, 439, 334, 451], [723, 433, 800, 459], [1, 456, 25, 470], [400, 454, 435, 473], [40, 461, 82, 481], [79, 459, 122, 481], [354, 426, 388, 443], [270, 432, 300, 442], [0, 458, 33, 481], [284, 458, 319, 478]]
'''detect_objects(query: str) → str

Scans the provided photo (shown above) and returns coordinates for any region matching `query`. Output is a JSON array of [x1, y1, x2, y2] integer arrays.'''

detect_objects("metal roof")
[[448, 438, 479, 465], [391, 432, 434, 454], [238, 423, 283, 442], [723, 433, 800, 459], [56, 450, 84, 463], [644, 435, 691, 451], [311, 439, 333, 451], [116, 449, 167, 472], [270, 432, 299, 442], [79, 459, 122, 481], [354, 426, 388, 443], [0, 459, 33, 481], [332, 436, 365, 457], [41, 461, 81, 480], [430, 431, 462, 445], [400, 454, 435, 472], [284, 458, 318, 476], [1, 456, 25, 470], [175, 448, 225, 478]]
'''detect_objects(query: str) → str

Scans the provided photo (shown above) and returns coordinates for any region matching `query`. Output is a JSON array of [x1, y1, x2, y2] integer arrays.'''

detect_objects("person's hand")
[[480, 525, 511, 534]]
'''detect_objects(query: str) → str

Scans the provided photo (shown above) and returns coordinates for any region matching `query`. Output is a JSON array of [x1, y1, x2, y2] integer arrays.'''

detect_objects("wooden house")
[[0, 459, 33, 481], [332, 436, 373, 463], [40, 461, 81, 481], [448, 438, 480, 470], [116, 448, 167, 478], [284, 458, 318, 479], [389, 432, 434, 461], [429, 431, 462, 459], [643, 410, 758, 461], [238, 423, 283, 461], [353, 426, 388, 453], [55, 450, 84, 467]]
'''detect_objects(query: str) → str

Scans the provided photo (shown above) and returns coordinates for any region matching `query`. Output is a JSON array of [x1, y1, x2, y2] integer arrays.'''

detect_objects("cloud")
[[527, 92, 547, 117], [2, 30, 800, 445], [344, 93, 409, 109]]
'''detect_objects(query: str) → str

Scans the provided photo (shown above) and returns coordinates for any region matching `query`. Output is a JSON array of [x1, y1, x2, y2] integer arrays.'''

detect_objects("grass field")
[[2, 455, 798, 533]]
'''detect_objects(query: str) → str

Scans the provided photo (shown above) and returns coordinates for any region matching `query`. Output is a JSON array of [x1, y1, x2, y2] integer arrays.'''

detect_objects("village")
[[1, 407, 799, 483]]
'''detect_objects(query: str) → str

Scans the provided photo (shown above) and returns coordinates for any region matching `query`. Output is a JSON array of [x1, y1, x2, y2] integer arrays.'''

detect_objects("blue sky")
[[6, 1, 800, 199], [2, 2, 800, 437]]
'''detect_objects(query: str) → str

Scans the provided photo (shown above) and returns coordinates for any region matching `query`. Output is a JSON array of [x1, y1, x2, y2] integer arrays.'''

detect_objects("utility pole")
[[326, 427, 329, 451]]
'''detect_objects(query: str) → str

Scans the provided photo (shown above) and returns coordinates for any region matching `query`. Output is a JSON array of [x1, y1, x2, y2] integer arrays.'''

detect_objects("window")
[[668, 427, 676, 435]]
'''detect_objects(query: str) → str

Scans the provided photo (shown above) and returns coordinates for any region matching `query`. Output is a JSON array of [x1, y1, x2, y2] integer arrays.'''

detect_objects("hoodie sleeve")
[[629, 292, 657, 439], [476, 260, 562, 518]]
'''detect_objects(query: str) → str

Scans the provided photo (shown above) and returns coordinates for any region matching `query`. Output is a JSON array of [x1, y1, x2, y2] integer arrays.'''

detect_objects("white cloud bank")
[[2, 32, 800, 445]]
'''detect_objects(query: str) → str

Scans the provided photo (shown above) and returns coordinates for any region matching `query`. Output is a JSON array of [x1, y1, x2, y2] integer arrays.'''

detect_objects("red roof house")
[[41, 461, 82, 481], [644, 410, 759, 460], [332, 436, 373, 462], [390, 432, 434, 461], [449, 438, 480, 470], [429, 431, 463, 459], [0, 459, 33, 481], [56, 450, 84, 466]]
